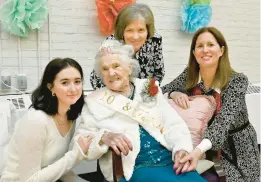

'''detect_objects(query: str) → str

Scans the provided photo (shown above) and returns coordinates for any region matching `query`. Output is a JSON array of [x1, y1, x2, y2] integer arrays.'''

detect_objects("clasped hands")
[[174, 148, 203, 175]]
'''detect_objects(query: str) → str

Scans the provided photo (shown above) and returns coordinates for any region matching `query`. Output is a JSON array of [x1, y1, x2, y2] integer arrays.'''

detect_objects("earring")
[[52, 92, 55, 96]]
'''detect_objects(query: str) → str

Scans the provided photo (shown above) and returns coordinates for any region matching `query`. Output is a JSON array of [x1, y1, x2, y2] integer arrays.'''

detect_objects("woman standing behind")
[[90, 3, 165, 90], [161, 27, 260, 182], [0, 58, 93, 182]]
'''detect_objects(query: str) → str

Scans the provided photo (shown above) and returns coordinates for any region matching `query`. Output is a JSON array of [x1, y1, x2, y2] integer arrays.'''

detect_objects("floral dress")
[[161, 68, 260, 182], [119, 126, 206, 182], [119, 89, 206, 182], [90, 34, 165, 90]]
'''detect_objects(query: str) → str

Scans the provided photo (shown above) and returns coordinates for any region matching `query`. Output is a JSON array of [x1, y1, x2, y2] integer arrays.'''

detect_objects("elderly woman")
[[76, 40, 206, 182], [90, 3, 165, 90]]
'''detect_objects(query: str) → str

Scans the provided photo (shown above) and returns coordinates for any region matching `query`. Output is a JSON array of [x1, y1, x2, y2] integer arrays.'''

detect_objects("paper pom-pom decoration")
[[0, 0, 48, 37], [96, 0, 135, 36], [180, 0, 212, 34]]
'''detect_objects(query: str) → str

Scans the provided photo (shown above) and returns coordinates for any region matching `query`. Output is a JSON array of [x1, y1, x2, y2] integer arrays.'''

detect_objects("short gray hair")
[[94, 40, 140, 80]]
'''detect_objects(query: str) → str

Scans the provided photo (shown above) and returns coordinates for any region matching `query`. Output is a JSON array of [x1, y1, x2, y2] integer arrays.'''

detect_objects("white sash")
[[92, 88, 163, 131]]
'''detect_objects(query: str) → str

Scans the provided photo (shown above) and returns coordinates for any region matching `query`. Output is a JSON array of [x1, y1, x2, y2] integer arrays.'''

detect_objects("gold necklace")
[[54, 115, 68, 125]]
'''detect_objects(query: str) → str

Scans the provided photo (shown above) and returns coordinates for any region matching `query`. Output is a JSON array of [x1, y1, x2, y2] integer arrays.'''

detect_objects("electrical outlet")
[[17, 74, 27, 91], [1, 75, 11, 91]]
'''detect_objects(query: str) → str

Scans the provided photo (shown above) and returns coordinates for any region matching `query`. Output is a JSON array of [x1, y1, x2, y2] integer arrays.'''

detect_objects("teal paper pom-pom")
[[0, 0, 48, 37], [24, 0, 48, 30]]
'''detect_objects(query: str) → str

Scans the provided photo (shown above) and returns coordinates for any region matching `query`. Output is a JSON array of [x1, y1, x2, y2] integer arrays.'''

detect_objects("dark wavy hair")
[[30, 58, 85, 120]]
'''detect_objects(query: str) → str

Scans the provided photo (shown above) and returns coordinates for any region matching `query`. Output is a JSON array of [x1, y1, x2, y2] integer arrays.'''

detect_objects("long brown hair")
[[185, 27, 235, 91]]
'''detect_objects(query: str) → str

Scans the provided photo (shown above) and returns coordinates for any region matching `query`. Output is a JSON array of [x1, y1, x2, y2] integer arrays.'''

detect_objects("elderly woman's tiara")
[[98, 39, 135, 57], [100, 46, 112, 56]]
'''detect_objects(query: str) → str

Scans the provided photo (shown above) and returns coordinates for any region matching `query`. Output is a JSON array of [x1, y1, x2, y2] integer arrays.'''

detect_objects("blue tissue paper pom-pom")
[[181, 3, 212, 34]]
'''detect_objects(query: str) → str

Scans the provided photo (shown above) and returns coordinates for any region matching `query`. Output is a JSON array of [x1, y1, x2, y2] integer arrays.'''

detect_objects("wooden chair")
[[112, 150, 124, 182]]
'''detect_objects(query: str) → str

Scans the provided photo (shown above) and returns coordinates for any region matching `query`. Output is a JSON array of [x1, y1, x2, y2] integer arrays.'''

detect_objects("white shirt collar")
[[198, 74, 221, 94]]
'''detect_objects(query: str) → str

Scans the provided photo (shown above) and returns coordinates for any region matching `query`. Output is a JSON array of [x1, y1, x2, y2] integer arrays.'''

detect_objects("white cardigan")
[[76, 78, 193, 181], [0, 109, 85, 182]]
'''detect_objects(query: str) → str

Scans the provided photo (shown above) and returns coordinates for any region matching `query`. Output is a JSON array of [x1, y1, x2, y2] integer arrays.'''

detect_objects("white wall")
[[0, 0, 259, 92]]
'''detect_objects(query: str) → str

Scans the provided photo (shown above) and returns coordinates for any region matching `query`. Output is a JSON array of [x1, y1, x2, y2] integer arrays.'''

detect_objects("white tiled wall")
[[0, 0, 260, 92]]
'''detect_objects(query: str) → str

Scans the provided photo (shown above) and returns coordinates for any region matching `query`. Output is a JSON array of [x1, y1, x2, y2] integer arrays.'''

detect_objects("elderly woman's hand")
[[179, 147, 203, 173], [101, 132, 133, 156], [173, 150, 190, 175], [170, 92, 190, 109], [77, 135, 94, 154]]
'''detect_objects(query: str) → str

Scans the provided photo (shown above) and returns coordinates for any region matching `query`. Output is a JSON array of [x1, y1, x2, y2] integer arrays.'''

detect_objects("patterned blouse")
[[90, 34, 165, 90], [161, 67, 251, 149], [161, 68, 260, 182]]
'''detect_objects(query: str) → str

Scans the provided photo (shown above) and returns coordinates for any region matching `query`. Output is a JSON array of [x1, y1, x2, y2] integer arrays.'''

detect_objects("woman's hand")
[[77, 135, 94, 154], [179, 147, 203, 172], [101, 132, 133, 156], [170, 92, 190, 109], [173, 150, 190, 175]]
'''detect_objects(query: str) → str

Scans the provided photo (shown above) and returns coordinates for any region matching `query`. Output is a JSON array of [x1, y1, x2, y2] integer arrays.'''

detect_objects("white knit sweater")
[[0, 109, 85, 182], [75, 78, 193, 181]]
